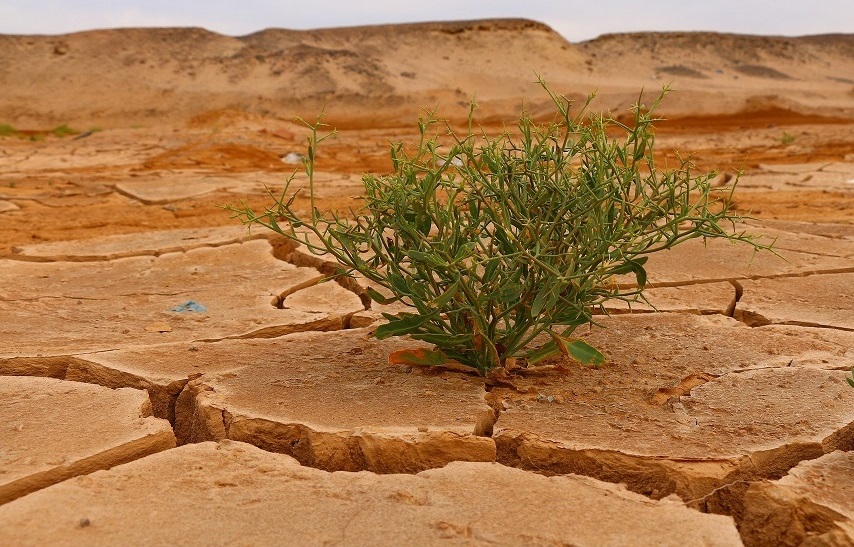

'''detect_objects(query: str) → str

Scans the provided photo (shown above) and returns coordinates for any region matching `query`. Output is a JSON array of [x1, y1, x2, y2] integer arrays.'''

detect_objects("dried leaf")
[[388, 348, 447, 367]]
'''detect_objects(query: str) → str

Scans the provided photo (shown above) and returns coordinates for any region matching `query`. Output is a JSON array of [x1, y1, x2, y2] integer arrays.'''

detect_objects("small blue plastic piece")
[[170, 300, 207, 313]]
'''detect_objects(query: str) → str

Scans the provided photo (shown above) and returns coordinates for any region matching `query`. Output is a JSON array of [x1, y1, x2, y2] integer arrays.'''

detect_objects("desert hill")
[[0, 18, 852, 128], [0, 19, 583, 127], [582, 31, 854, 81]]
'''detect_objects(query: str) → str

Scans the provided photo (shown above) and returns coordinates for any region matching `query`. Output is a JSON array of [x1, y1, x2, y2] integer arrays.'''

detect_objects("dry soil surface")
[[1, 19, 853, 546]]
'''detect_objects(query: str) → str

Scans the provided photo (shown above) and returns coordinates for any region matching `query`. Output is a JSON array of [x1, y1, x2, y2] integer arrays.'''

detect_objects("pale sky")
[[0, 1, 851, 42]]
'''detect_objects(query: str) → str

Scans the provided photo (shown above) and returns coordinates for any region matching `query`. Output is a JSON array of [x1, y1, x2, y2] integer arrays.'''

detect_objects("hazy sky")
[[1, 1, 851, 42]]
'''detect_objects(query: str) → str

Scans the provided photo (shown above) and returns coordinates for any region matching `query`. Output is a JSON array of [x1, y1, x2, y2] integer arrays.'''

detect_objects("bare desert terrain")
[[1, 19, 853, 545]]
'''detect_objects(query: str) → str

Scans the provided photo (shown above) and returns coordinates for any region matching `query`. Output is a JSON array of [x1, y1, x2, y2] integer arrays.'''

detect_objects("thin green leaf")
[[524, 341, 561, 366], [531, 282, 564, 317], [607, 257, 648, 288], [631, 261, 647, 289], [551, 310, 590, 327], [530, 284, 551, 317], [405, 250, 446, 269], [411, 332, 472, 347], [566, 339, 605, 367], [549, 333, 605, 367], [374, 313, 436, 339], [431, 278, 461, 308], [387, 273, 412, 296], [483, 258, 500, 283], [417, 215, 432, 235], [365, 286, 399, 305]]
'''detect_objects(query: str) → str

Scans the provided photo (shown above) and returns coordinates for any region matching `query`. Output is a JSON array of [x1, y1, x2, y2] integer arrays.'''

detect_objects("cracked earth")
[[1, 113, 853, 546]]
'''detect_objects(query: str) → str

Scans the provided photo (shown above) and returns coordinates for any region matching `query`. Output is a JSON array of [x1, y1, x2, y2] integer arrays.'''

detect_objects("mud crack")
[[266, 234, 371, 310], [172, 376, 497, 474]]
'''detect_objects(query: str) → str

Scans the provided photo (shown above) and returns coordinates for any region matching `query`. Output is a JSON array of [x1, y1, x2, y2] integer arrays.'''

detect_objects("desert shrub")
[[230, 81, 764, 375], [51, 124, 78, 137], [0, 124, 16, 137]]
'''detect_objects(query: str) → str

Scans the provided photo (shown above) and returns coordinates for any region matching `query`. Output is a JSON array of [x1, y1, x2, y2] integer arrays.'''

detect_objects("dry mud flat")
[[1, 29, 854, 541], [1, 209, 853, 544]]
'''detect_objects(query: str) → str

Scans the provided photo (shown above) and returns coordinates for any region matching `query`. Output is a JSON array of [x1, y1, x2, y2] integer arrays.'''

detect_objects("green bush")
[[51, 124, 78, 137], [230, 81, 765, 375], [0, 124, 16, 137]]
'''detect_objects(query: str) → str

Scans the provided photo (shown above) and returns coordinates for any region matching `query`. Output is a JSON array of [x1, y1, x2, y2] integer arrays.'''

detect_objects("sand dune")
[[1, 19, 852, 128]]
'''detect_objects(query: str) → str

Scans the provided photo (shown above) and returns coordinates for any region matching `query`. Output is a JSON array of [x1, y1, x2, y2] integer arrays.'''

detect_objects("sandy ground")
[[1, 111, 851, 256], [1, 19, 853, 546]]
